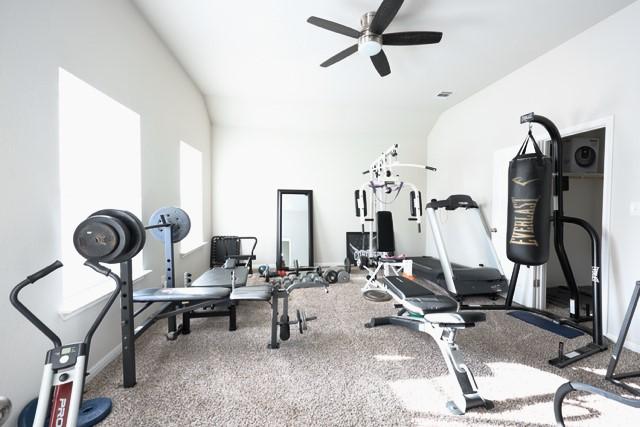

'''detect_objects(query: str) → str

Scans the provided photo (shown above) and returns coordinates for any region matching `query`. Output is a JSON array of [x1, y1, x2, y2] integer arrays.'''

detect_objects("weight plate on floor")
[[92, 209, 145, 263], [148, 207, 191, 243], [323, 270, 338, 284], [73, 215, 130, 263], [337, 270, 350, 283]]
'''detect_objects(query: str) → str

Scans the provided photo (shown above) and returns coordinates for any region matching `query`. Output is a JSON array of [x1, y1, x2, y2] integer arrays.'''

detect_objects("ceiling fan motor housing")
[[359, 12, 382, 56]]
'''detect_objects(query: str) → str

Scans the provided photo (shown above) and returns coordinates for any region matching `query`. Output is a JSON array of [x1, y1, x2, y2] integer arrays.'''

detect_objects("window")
[[179, 141, 204, 253], [58, 68, 143, 302]]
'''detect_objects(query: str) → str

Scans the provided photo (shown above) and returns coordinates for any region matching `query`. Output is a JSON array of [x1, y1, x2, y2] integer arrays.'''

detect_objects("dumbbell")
[[337, 258, 351, 283], [296, 309, 317, 334], [323, 269, 339, 284]]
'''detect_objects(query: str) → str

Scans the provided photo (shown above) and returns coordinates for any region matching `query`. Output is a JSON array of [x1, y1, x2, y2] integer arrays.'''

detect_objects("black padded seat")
[[404, 296, 458, 314], [384, 276, 434, 298], [191, 266, 249, 288], [230, 285, 273, 302], [384, 276, 459, 315], [133, 287, 230, 303]]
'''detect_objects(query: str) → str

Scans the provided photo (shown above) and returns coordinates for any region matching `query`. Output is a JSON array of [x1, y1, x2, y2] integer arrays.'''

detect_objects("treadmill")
[[410, 195, 508, 298]]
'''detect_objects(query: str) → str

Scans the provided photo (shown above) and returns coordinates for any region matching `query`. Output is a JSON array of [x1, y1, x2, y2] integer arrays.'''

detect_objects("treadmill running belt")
[[408, 256, 507, 297]]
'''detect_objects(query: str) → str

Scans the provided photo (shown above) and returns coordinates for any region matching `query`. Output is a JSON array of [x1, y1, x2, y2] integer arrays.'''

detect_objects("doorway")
[[544, 127, 606, 315]]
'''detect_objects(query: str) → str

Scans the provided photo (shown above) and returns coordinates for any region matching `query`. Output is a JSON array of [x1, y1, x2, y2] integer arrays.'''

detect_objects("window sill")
[[59, 269, 152, 320], [180, 241, 207, 258]]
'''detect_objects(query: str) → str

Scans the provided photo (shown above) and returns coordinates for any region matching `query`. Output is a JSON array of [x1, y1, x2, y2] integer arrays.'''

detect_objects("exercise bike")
[[10, 260, 119, 427]]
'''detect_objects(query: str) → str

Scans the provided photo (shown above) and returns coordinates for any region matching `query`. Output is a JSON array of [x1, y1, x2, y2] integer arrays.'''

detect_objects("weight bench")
[[132, 287, 236, 338], [225, 277, 328, 349], [366, 275, 491, 415]]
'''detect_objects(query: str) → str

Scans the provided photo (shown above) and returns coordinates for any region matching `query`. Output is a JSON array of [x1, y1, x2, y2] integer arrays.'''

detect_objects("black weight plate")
[[148, 207, 191, 243], [74, 215, 129, 263], [323, 270, 338, 284], [92, 209, 145, 263]]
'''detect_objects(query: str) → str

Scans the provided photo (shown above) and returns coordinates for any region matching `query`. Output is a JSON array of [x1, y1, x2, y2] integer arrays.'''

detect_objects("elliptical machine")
[[10, 260, 119, 427], [0, 396, 10, 426], [11, 208, 145, 426]]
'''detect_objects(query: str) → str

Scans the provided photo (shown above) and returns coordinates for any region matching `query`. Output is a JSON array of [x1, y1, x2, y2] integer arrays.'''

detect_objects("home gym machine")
[[554, 381, 640, 427], [554, 280, 640, 426], [10, 260, 117, 427], [73, 207, 233, 388], [354, 144, 435, 299], [456, 113, 606, 368], [134, 207, 235, 342], [605, 281, 640, 393]]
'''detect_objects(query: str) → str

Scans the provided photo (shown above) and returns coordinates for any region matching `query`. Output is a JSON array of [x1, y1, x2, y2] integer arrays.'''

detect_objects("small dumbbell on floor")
[[321, 258, 352, 284], [296, 309, 317, 334]]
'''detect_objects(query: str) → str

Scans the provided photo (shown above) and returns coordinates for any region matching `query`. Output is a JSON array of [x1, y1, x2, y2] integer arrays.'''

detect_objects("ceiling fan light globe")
[[359, 39, 382, 56]]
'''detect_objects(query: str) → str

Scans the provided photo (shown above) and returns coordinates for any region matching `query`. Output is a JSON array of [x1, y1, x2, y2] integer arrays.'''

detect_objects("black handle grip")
[[425, 166, 437, 171], [27, 260, 63, 283], [83, 260, 111, 276], [362, 170, 370, 175]]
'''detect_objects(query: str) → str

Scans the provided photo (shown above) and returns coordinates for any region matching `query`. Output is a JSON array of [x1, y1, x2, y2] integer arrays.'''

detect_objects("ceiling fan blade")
[[320, 44, 359, 67], [307, 16, 361, 38], [369, 0, 404, 35], [383, 31, 443, 45], [370, 50, 391, 77]]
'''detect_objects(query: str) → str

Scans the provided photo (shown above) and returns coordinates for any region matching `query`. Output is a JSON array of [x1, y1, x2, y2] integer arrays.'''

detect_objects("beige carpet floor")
[[84, 274, 640, 426]]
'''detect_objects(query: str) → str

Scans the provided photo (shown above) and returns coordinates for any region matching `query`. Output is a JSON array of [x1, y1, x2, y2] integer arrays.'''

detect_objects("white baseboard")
[[87, 344, 121, 383], [605, 332, 640, 353]]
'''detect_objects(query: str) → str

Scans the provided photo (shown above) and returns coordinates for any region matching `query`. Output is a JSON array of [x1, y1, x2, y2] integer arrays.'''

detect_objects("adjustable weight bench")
[[366, 275, 491, 415], [190, 263, 249, 288], [132, 287, 236, 338]]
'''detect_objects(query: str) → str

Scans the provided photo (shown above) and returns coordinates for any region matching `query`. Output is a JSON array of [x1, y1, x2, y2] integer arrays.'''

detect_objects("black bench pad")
[[133, 287, 230, 303], [191, 266, 249, 288], [384, 276, 459, 313]]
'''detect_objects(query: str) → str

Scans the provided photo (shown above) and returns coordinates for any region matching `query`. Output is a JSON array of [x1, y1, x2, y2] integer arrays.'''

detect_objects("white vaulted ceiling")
[[133, 0, 634, 133]]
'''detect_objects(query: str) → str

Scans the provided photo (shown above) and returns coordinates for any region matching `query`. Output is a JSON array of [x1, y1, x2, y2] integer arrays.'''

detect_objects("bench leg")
[[366, 314, 491, 415], [229, 304, 237, 331], [430, 328, 491, 415], [182, 310, 191, 335], [268, 292, 280, 349]]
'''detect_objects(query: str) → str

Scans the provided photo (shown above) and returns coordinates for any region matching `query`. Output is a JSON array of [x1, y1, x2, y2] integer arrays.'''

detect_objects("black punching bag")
[[506, 131, 552, 265]]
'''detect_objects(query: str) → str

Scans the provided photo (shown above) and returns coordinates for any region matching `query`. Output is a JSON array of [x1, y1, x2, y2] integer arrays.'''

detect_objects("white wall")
[[426, 1, 640, 346], [211, 123, 429, 267], [0, 1, 211, 424]]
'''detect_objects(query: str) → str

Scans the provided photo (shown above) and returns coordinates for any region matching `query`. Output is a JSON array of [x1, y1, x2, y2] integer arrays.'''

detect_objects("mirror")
[[277, 189, 313, 270]]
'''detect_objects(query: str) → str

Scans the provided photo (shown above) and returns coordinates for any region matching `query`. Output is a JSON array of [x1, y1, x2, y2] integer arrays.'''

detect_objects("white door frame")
[[534, 116, 614, 334]]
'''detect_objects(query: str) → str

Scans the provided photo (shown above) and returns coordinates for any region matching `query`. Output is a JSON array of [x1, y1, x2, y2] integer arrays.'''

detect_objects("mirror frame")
[[276, 189, 313, 270]]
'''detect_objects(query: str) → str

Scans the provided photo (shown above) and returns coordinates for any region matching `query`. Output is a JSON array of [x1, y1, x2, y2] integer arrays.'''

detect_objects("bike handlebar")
[[10, 261, 65, 347], [26, 260, 63, 284]]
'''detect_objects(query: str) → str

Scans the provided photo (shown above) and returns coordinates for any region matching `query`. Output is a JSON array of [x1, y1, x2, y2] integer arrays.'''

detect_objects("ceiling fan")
[[307, 0, 442, 77]]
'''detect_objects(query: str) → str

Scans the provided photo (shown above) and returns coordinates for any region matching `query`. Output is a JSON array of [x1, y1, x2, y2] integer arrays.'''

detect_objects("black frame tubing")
[[605, 281, 640, 395], [459, 113, 606, 367]]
